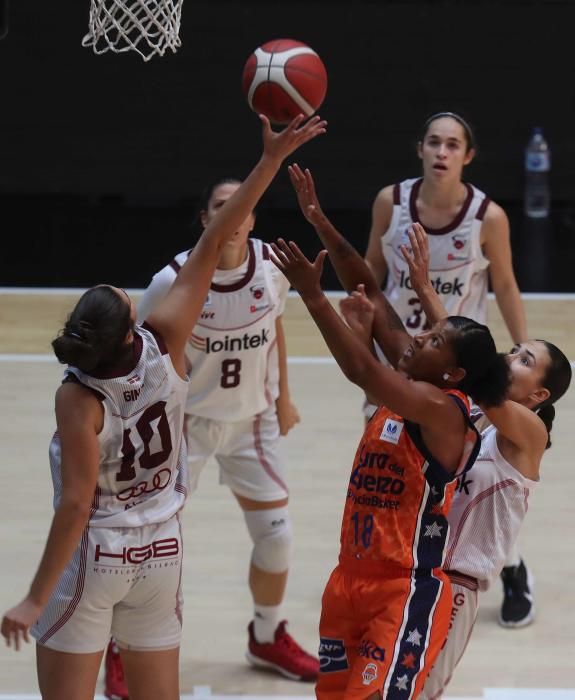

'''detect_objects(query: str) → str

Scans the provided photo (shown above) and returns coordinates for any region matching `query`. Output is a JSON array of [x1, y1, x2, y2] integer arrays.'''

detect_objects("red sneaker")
[[246, 620, 319, 681], [104, 638, 129, 700]]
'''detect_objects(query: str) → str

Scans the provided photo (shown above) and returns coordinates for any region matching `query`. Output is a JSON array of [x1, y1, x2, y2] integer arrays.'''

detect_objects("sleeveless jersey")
[[381, 178, 491, 332], [443, 423, 539, 590], [339, 390, 480, 573], [159, 238, 289, 421], [48, 324, 189, 528]]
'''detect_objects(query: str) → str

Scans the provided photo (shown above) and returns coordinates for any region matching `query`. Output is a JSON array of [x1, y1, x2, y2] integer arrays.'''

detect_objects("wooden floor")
[[1, 291, 574, 697]]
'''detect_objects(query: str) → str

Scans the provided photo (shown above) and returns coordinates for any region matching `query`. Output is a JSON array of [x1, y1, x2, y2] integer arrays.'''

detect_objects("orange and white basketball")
[[242, 39, 328, 125]]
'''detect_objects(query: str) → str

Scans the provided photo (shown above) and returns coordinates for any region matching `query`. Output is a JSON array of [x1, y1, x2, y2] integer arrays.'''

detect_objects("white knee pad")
[[243, 506, 292, 574]]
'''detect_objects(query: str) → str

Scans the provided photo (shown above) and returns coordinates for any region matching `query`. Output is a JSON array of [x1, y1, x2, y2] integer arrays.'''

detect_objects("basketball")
[[242, 39, 327, 125]]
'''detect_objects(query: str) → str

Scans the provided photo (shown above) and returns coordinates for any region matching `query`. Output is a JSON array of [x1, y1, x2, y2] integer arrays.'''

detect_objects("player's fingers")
[[314, 249, 328, 272], [287, 114, 306, 132], [269, 245, 288, 269], [400, 244, 414, 265], [276, 238, 296, 261], [258, 114, 271, 134], [287, 240, 306, 260], [408, 231, 422, 262]]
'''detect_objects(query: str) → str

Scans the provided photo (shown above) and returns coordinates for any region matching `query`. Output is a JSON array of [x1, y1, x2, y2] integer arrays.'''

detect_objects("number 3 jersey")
[[381, 178, 491, 331], [339, 390, 480, 573], [48, 324, 189, 528], [137, 238, 290, 422]]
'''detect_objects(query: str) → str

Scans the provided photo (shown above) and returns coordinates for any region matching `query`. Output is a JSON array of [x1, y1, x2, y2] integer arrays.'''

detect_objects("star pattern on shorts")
[[406, 628, 422, 646], [401, 652, 416, 669], [395, 674, 409, 691], [424, 521, 443, 538]]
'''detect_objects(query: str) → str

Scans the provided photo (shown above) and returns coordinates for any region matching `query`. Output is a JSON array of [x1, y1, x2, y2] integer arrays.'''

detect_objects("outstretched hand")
[[260, 114, 327, 165], [339, 284, 375, 345], [400, 222, 431, 292], [288, 163, 324, 225], [270, 238, 327, 299]]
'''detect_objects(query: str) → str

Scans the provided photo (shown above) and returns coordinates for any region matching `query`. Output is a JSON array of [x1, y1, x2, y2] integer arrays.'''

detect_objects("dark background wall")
[[0, 0, 574, 290]]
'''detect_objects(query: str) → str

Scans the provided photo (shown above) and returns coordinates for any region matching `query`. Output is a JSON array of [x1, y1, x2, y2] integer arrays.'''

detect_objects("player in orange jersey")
[[269, 166, 510, 700]]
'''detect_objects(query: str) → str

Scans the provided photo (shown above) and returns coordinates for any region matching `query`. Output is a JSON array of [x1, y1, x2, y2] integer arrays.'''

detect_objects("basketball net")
[[82, 0, 184, 61]]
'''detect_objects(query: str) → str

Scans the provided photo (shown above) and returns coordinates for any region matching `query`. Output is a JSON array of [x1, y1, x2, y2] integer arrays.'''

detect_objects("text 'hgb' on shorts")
[[31, 514, 183, 654]]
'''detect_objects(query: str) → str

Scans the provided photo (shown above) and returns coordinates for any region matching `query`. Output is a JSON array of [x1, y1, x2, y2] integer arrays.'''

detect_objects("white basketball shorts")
[[186, 404, 288, 502], [420, 575, 479, 699], [31, 514, 183, 653]]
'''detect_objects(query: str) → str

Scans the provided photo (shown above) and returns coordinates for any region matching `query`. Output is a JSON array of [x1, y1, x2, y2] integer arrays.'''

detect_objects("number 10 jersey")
[[48, 324, 189, 528]]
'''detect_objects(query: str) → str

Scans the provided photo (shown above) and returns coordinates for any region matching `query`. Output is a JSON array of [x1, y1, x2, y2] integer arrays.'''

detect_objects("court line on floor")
[[1, 287, 574, 301], [1, 355, 574, 370]]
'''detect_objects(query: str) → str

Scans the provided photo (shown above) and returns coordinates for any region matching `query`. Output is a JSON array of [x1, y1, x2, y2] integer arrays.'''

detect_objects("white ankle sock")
[[253, 604, 281, 643]]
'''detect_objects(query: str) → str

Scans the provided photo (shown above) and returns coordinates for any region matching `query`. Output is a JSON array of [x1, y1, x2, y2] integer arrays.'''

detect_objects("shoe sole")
[[245, 651, 316, 682], [498, 567, 536, 628]]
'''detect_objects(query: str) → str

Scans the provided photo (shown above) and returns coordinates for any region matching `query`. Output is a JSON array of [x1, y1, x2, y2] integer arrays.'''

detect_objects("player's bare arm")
[[365, 185, 394, 285], [1, 382, 101, 650], [271, 238, 467, 472], [147, 114, 327, 377], [481, 202, 528, 344], [288, 165, 411, 367]]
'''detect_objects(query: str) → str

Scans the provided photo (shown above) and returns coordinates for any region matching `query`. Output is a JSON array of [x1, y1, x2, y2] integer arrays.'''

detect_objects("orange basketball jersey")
[[339, 390, 480, 574]]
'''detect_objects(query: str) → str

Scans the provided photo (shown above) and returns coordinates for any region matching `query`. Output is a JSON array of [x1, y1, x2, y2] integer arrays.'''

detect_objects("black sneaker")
[[499, 559, 535, 628]]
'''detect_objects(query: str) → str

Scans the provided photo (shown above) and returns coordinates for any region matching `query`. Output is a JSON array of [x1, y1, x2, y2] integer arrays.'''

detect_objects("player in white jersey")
[[397, 225, 572, 698], [103, 177, 318, 693], [364, 112, 532, 627], [0, 113, 327, 700]]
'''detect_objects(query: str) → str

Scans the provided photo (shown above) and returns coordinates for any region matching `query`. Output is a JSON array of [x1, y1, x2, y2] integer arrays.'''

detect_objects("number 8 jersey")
[[382, 178, 491, 331], [48, 324, 189, 528], [138, 238, 290, 422]]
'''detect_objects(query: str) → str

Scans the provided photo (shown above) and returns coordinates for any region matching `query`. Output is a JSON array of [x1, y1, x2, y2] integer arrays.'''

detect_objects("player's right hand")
[[260, 114, 327, 165], [1, 598, 42, 651]]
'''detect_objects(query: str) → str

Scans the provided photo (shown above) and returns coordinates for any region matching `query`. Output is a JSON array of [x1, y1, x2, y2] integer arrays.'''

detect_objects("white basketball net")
[[82, 0, 184, 62]]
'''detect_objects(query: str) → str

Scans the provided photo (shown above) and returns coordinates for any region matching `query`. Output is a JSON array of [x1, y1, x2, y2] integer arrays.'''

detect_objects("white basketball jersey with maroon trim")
[[381, 177, 491, 332], [169, 238, 288, 421], [48, 324, 189, 528], [443, 424, 539, 590]]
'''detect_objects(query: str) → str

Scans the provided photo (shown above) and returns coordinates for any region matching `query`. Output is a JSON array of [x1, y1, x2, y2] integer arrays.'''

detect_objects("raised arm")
[[145, 115, 327, 377], [481, 202, 528, 344], [288, 165, 411, 367], [270, 239, 463, 434]]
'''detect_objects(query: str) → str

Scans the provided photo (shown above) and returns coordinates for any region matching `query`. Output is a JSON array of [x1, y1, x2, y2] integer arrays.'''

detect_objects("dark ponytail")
[[52, 286, 132, 373], [535, 340, 572, 449], [537, 404, 555, 449], [447, 316, 510, 407]]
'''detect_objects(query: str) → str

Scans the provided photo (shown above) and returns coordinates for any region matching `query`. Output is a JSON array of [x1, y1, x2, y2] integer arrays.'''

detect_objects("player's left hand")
[[276, 397, 301, 436], [270, 238, 327, 298], [1, 598, 42, 651], [339, 284, 375, 346], [400, 222, 431, 292]]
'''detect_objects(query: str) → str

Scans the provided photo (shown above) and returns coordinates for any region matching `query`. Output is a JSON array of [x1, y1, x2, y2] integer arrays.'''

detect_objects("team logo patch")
[[204, 293, 213, 307], [319, 637, 349, 673], [380, 418, 404, 445], [250, 284, 265, 300], [452, 234, 466, 250], [362, 662, 378, 686]]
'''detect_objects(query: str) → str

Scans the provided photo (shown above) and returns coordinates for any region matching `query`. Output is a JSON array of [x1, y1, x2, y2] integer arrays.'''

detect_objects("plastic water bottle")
[[524, 127, 551, 218]]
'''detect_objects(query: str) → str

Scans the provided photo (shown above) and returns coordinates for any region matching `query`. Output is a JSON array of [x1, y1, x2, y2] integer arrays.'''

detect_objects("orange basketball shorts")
[[317, 564, 452, 700]]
